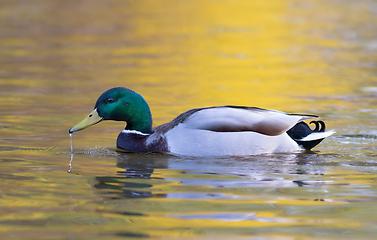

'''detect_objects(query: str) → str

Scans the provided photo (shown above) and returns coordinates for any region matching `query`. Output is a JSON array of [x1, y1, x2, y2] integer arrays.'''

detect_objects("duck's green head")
[[69, 87, 153, 134]]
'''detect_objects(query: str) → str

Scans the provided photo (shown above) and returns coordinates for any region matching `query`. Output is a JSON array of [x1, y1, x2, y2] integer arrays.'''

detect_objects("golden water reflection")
[[1, 0, 377, 239]]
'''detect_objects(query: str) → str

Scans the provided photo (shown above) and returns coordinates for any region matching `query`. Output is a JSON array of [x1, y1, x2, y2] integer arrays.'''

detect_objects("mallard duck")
[[69, 87, 334, 156]]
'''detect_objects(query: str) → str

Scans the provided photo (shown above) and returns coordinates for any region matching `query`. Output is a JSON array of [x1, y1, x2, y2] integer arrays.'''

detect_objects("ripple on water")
[[0, 146, 55, 152], [336, 134, 377, 140]]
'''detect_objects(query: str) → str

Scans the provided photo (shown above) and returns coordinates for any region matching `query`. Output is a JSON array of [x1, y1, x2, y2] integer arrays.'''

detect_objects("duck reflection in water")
[[91, 150, 334, 200], [94, 152, 169, 199]]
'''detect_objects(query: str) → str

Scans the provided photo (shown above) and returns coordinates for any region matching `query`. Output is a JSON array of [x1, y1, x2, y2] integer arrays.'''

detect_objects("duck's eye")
[[107, 98, 114, 103]]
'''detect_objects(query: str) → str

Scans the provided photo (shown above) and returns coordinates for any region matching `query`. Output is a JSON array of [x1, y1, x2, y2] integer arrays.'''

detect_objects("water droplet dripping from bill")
[[68, 133, 73, 173]]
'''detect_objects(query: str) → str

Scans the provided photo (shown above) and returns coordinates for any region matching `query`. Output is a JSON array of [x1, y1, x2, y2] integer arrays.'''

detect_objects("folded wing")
[[183, 106, 318, 136]]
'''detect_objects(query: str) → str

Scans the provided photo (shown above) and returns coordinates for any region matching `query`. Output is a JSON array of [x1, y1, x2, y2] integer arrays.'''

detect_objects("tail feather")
[[287, 120, 334, 150], [300, 131, 335, 141]]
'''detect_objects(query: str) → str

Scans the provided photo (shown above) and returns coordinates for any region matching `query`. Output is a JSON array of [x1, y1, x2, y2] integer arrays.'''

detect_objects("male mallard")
[[69, 87, 334, 156]]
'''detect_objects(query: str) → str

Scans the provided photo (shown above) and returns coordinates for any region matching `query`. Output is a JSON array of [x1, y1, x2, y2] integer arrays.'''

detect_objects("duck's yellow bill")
[[69, 109, 103, 133]]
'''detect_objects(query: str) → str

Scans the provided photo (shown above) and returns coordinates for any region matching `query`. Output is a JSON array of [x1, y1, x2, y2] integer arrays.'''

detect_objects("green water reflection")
[[1, 0, 377, 239]]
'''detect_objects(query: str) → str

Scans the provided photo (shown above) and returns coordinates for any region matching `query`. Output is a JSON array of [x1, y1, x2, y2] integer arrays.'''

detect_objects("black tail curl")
[[286, 120, 326, 150]]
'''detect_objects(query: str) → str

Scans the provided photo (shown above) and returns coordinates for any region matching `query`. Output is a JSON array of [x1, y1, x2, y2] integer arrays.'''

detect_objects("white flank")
[[165, 124, 302, 157]]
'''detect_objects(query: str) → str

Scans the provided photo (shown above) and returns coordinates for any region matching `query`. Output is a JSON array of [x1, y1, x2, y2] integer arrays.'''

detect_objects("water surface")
[[1, 0, 377, 239]]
